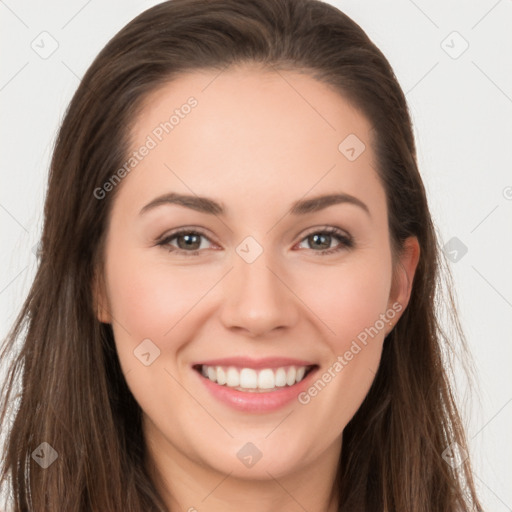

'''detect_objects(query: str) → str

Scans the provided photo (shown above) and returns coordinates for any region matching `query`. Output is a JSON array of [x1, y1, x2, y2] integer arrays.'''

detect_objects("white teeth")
[[199, 364, 312, 390], [258, 369, 275, 389], [216, 366, 227, 385], [226, 367, 240, 387], [275, 367, 287, 387], [240, 368, 258, 389], [286, 366, 296, 386], [207, 366, 216, 382]]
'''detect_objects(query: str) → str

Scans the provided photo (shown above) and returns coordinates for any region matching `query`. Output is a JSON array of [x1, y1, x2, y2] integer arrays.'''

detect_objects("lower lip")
[[194, 367, 318, 413]]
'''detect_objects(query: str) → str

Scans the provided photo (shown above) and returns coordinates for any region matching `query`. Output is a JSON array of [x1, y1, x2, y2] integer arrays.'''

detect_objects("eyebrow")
[[139, 192, 370, 217]]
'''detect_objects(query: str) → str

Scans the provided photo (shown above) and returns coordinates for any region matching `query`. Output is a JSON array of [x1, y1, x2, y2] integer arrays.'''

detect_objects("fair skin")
[[94, 64, 420, 512]]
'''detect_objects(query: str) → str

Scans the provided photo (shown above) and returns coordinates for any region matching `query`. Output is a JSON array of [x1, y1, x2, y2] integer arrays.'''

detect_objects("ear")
[[387, 236, 420, 326], [92, 267, 112, 324]]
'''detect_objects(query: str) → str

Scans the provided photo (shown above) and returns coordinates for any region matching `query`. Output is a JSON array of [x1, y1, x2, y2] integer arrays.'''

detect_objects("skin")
[[94, 64, 420, 512]]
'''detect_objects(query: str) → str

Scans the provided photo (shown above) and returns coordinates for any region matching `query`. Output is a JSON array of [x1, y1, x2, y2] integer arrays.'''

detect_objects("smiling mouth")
[[193, 364, 318, 393]]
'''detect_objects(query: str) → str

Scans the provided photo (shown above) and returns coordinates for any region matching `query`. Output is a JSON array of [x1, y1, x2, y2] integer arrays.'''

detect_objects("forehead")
[[120, 64, 384, 218]]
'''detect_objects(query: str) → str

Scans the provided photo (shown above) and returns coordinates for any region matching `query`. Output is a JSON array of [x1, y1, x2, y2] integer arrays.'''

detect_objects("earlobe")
[[388, 236, 420, 319], [92, 269, 112, 324]]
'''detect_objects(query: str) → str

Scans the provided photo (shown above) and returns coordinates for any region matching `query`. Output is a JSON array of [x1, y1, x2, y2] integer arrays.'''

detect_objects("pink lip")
[[192, 365, 319, 413], [192, 356, 316, 370]]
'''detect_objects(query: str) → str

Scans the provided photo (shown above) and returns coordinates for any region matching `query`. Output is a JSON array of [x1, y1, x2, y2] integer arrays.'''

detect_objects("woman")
[[0, 0, 483, 510]]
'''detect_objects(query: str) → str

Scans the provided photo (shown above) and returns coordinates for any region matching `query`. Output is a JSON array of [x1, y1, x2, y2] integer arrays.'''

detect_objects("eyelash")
[[156, 226, 354, 256]]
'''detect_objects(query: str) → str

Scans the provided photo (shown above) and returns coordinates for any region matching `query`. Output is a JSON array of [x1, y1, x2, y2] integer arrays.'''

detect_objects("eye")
[[296, 227, 353, 255], [157, 226, 353, 256], [157, 228, 215, 255]]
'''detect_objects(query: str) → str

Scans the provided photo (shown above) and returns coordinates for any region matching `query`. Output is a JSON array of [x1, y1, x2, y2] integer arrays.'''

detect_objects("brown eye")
[[306, 233, 332, 250], [175, 233, 202, 250], [297, 228, 353, 255], [158, 230, 213, 254]]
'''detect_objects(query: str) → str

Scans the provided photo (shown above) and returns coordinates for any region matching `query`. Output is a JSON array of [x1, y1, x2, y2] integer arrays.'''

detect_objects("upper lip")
[[192, 357, 317, 370]]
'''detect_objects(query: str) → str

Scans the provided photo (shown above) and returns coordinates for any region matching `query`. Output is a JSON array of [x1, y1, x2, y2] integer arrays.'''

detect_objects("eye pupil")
[[309, 233, 330, 250], [178, 233, 201, 250]]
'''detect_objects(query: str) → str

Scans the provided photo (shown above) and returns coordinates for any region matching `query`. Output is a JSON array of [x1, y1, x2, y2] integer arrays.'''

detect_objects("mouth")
[[192, 363, 318, 393], [191, 356, 320, 412]]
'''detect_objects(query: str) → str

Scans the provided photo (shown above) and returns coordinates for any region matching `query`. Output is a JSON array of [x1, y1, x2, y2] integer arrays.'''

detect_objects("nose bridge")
[[219, 241, 298, 336]]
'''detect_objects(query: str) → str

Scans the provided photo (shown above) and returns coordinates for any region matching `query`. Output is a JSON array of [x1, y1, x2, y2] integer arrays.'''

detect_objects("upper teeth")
[[200, 365, 309, 390]]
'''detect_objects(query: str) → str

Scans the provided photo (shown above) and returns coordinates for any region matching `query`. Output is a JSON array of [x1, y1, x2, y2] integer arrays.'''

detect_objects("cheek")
[[105, 249, 215, 341], [294, 256, 393, 346], [293, 257, 392, 429], [103, 250, 213, 413]]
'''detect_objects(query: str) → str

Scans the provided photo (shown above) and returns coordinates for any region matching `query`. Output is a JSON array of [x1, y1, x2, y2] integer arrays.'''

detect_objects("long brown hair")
[[0, 0, 483, 510]]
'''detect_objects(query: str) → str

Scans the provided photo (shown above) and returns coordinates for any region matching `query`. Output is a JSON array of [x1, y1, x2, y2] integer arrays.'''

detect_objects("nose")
[[219, 253, 300, 338]]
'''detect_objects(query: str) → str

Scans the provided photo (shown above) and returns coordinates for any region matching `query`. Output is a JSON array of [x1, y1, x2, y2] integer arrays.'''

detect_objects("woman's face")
[[95, 65, 418, 483]]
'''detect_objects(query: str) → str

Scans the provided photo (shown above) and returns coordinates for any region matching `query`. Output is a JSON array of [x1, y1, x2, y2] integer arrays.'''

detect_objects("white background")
[[1, 0, 511, 510]]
